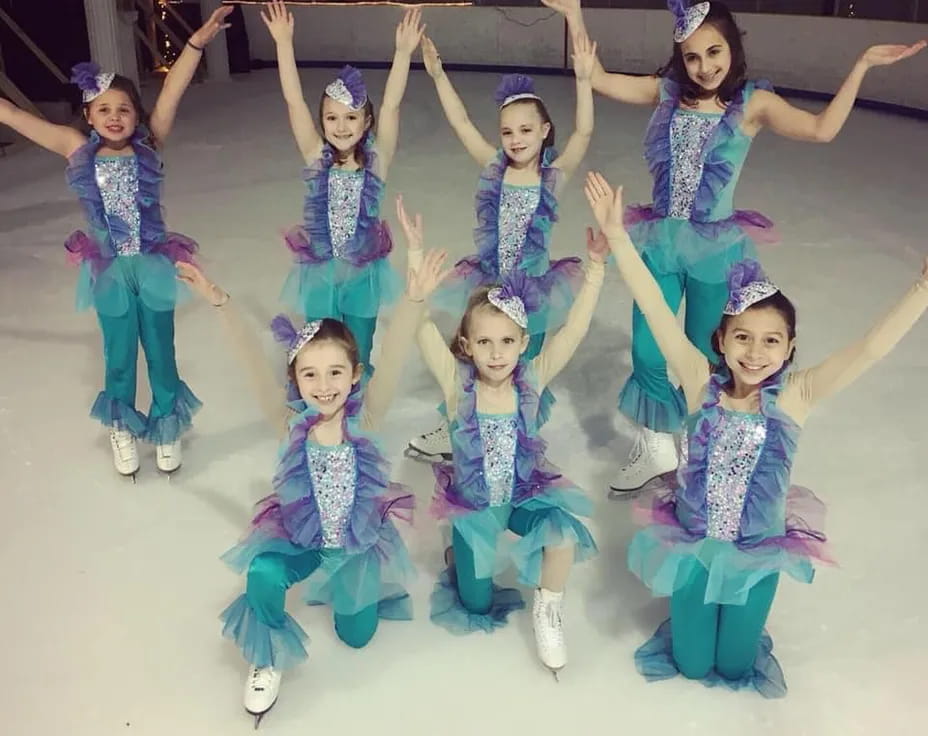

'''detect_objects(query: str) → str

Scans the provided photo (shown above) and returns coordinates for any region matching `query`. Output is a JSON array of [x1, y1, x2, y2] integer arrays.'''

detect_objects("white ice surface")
[[0, 68, 926, 735]]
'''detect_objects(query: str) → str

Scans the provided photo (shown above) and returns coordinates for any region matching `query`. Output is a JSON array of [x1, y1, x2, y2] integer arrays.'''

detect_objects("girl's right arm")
[[261, 1, 323, 164], [585, 172, 709, 404], [0, 98, 85, 158], [176, 262, 290, 437], [421, 36, 497, 168], [542, 0, 660, 106]]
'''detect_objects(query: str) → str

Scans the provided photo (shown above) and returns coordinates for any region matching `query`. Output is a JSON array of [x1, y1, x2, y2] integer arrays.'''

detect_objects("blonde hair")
[[449, 286, 527, 363]]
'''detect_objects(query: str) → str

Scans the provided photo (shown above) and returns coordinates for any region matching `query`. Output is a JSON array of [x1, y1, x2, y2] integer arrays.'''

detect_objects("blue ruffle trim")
[[617, 374, 687, 433], [635, 618, 787, 698], [89, 392, 148, 436], [142, 381, 202, 444], [219, 594, 309, 670], [429, 568, 525, 634]]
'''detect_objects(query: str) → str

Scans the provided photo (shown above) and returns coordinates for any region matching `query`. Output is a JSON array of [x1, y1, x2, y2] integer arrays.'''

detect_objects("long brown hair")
[[657, 2, 748, 107]]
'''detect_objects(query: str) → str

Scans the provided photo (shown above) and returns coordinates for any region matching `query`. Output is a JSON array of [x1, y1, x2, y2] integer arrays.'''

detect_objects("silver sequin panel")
[[497, 184, 540, 274], [704, 410, 766, 541], [306, 442, 357, 548], [95, 155, 141, 255], [478, 413, 518, 506], [327, 168, 365, 258], [668, 110, 721, 220]]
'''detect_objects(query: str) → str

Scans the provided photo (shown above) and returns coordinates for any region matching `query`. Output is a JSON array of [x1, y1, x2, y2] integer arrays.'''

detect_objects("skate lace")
[[620, 433, 645, 470], [423, 425, 448, 442], [110, 430, 135, 459], [250, 667, 276, 692], [545, 601, 564, 643]]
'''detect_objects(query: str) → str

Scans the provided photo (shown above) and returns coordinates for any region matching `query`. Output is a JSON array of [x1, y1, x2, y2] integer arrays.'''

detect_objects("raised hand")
[[583, 172, 625, 238], [861, 40, 926, 68], [260, 0, 294, 43], [585, 226, 609, 264], [176, 262, 228, 306], [541, 0, 581, 18], [421, 36, 444, 80], [189, 5, 233, 47], [395, 194, 424, 251], [395, 7, 425, 56], [407, 248, 451, 303], [572, 32, 597, 82]]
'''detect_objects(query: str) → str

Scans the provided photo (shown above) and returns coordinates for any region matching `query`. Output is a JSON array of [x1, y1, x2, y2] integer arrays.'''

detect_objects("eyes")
[[95, 105, 132, 115], [733, 333, 781, 346], [299, 368, 345, 380], [501, 126, 535, 136], [325, 114, 360, 123], [684, 47, 724, 63], [476, 337, 517, 346]]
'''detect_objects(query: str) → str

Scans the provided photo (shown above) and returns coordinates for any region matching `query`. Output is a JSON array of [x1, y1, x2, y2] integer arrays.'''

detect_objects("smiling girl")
[[585, 170, 928, 696], [178, 221, 448, 726], [0, 6, 234, 478], [545, 0, 925, 494], [261, 1, 422, 381]]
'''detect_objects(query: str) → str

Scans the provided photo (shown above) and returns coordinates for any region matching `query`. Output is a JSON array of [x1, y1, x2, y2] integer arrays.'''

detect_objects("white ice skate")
[[109, 429, 139, 481], [532, 588, 567, 680], [405, 423, 452, 463], [244, 665, 282, 728], [608, 427, 678, 496], [155, 441, 182, 475]]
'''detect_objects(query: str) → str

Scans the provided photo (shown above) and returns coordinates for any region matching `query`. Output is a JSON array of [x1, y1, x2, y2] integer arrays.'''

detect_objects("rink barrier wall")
[[242, 6, 928, 115]]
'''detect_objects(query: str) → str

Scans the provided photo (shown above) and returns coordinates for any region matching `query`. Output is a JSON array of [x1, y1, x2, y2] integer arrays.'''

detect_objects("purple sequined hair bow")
[[487, 270, 542, 329], [271, 314, 323, 364], [724, 259, 779, 315], [71, 61, 115, 103], [667, 0, 711, 43], [494, 74, 541, 109], [325, 65, 368, 111]]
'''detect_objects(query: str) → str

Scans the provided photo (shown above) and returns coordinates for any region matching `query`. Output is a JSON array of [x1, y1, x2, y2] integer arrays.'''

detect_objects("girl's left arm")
[[794, 259, 928, 408], [533, 232, 607, 388], [149, 6, 233, 143], [746, 40, 925, 143], [552, 33, 595, 180], [362, 198, 450, 430], [376, 8, 424, 177]]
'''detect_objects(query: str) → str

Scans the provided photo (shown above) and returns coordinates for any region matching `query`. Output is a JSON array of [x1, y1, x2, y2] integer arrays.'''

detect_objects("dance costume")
[[420, 262, 604, 631], [65, 128, 201, 443], [619, 78, 779, 432]]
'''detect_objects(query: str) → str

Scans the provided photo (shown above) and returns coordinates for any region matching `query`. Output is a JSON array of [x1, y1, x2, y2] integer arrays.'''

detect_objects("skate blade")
[[404, 446, 451, 464], [247, 701, 276, 730], [608, 473, 672, 499]]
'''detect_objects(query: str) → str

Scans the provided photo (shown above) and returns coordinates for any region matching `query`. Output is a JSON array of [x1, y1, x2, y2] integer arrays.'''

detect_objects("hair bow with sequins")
[[325, 65, 368, 111], [271, 314, 323, 364], [668, 0, 711, 43], [723, 259, 780, 316]]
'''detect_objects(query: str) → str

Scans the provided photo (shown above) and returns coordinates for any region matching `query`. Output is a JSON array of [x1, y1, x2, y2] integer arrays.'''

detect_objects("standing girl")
[[178, 231, 449, 726], [0, 7, 234, 478], [399, 196, 607, 677], [546, 0, 925, 493], [261, 1, 423, 379], [585, 171, 928, 696], [406, 32, 597, 461]]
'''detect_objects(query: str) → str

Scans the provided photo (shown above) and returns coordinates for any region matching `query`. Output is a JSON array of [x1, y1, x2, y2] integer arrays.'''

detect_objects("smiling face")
[[499, 101, 551, 168], [292, 339, 362, 416], [460, 306, 530, 385], [679, 23, 732, 94], [84, 88, 139, 147], [716, 306, 795, 390], [321, 96, 371, 156]]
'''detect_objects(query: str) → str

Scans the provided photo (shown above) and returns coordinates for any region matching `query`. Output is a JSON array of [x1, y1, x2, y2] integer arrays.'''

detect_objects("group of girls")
[[2, 0, 926, 726]]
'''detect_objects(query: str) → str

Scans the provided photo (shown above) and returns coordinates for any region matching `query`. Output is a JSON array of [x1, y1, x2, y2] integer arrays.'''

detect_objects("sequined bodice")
[[478, 412, 518, 506], [704, 410, 766, 541], [498, 184, 540, 274], [95, 155, 141, 255], [306, 442, 357, 548], [668, 110, 721, 220], [327, 168, 365, 258]]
